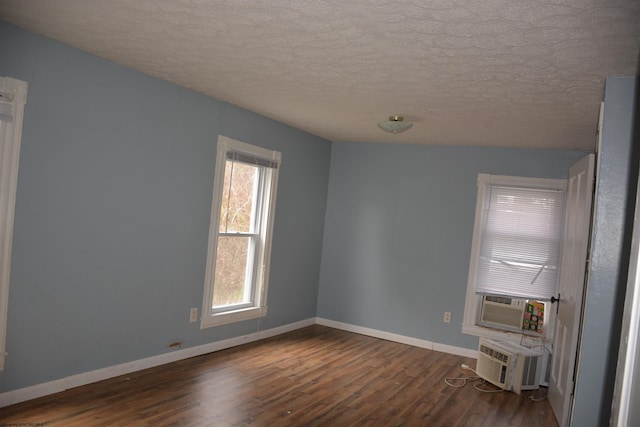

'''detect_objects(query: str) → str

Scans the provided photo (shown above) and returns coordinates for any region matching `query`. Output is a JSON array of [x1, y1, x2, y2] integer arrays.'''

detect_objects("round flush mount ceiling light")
[[377, 115, 413, 134]]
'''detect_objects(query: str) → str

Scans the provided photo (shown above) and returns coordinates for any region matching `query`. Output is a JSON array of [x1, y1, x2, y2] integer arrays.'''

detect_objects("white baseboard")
[[0, 317, 476, 408], [315, 317, 477, 359], [0, 318, 315, 408]]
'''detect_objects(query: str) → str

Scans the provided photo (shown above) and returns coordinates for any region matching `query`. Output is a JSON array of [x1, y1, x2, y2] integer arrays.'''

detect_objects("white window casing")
[[462, 174, 566, 342], [0, 77, 28, 371], [201, 135, 280, 329]]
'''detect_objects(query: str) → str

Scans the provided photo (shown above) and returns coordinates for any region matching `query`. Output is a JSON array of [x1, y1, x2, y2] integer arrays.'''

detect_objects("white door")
[[548, 154, 595, 426]]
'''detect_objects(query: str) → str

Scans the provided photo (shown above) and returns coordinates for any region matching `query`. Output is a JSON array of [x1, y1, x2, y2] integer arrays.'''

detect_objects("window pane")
[[212, 236, 252, 308], [219, 160, 258, 233]]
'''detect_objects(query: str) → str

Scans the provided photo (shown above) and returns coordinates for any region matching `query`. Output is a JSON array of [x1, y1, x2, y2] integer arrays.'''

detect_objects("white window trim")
[[462, 174, 566, 343], [0, 77, 28, 371], [201, 135, 280, 329]]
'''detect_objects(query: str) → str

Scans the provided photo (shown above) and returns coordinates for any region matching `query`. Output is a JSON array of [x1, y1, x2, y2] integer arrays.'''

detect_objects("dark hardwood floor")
[[0, 325, 558, 426]]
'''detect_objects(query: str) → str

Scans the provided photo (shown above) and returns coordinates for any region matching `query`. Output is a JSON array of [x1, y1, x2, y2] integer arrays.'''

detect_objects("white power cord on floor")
[[444, 364, 504, 393]]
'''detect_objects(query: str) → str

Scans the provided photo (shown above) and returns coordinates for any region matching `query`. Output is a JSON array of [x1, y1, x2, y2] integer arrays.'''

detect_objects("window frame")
[[0, 77, 28, 371], [462, 174, 566, 341], [201, 135, 280, 329]]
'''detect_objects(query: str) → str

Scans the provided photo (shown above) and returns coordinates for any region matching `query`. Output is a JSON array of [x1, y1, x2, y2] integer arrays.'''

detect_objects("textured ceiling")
[[0, 1, 639, 150]]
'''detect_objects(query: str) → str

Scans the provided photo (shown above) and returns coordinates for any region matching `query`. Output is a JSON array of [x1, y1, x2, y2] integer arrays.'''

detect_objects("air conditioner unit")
[[479, 295, 526, 331], [476, 338, 544, 394]]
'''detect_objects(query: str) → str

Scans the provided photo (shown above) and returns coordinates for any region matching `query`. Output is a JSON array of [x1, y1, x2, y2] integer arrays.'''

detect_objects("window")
[[462, 174, 566, 340], [201, 136, 280, 328], [0, 77, 28, 370]]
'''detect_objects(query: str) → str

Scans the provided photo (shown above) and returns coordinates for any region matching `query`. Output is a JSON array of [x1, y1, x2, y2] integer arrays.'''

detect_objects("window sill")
[[200, 306, 267, 329]]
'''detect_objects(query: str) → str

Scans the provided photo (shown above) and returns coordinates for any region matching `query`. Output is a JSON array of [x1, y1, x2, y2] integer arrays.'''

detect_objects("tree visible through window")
[[213, 160, 259, 307], [201, 136, 280, 328]]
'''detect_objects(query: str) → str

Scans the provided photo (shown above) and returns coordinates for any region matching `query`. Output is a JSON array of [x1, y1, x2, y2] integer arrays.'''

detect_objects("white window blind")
[[473, 174, 566, 301], [226, 151, 279, 169]]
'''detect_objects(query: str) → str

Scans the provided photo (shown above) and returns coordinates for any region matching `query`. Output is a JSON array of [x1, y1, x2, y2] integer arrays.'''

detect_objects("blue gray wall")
[[317, 143, 587, 349], [0, 22, 331, 393], [572, 76, 638, 426]]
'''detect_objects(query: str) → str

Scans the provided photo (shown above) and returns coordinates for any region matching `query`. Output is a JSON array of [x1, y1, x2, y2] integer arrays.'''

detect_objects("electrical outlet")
[[443, 311, 451, 323], [190, 308, 198, 323]]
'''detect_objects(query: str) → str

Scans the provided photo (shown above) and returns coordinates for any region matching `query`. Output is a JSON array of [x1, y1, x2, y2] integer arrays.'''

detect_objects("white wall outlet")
[[190, 308, 198, 323], [443, 311, 451, 323]]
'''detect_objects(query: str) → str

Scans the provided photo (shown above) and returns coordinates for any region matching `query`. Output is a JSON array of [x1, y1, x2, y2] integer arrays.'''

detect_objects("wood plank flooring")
[[0, 325, 558, 426]]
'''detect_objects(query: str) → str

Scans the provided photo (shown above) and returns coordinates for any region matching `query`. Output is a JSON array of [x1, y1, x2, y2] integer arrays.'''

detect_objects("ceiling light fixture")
[[377, 115, 413, 134]]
